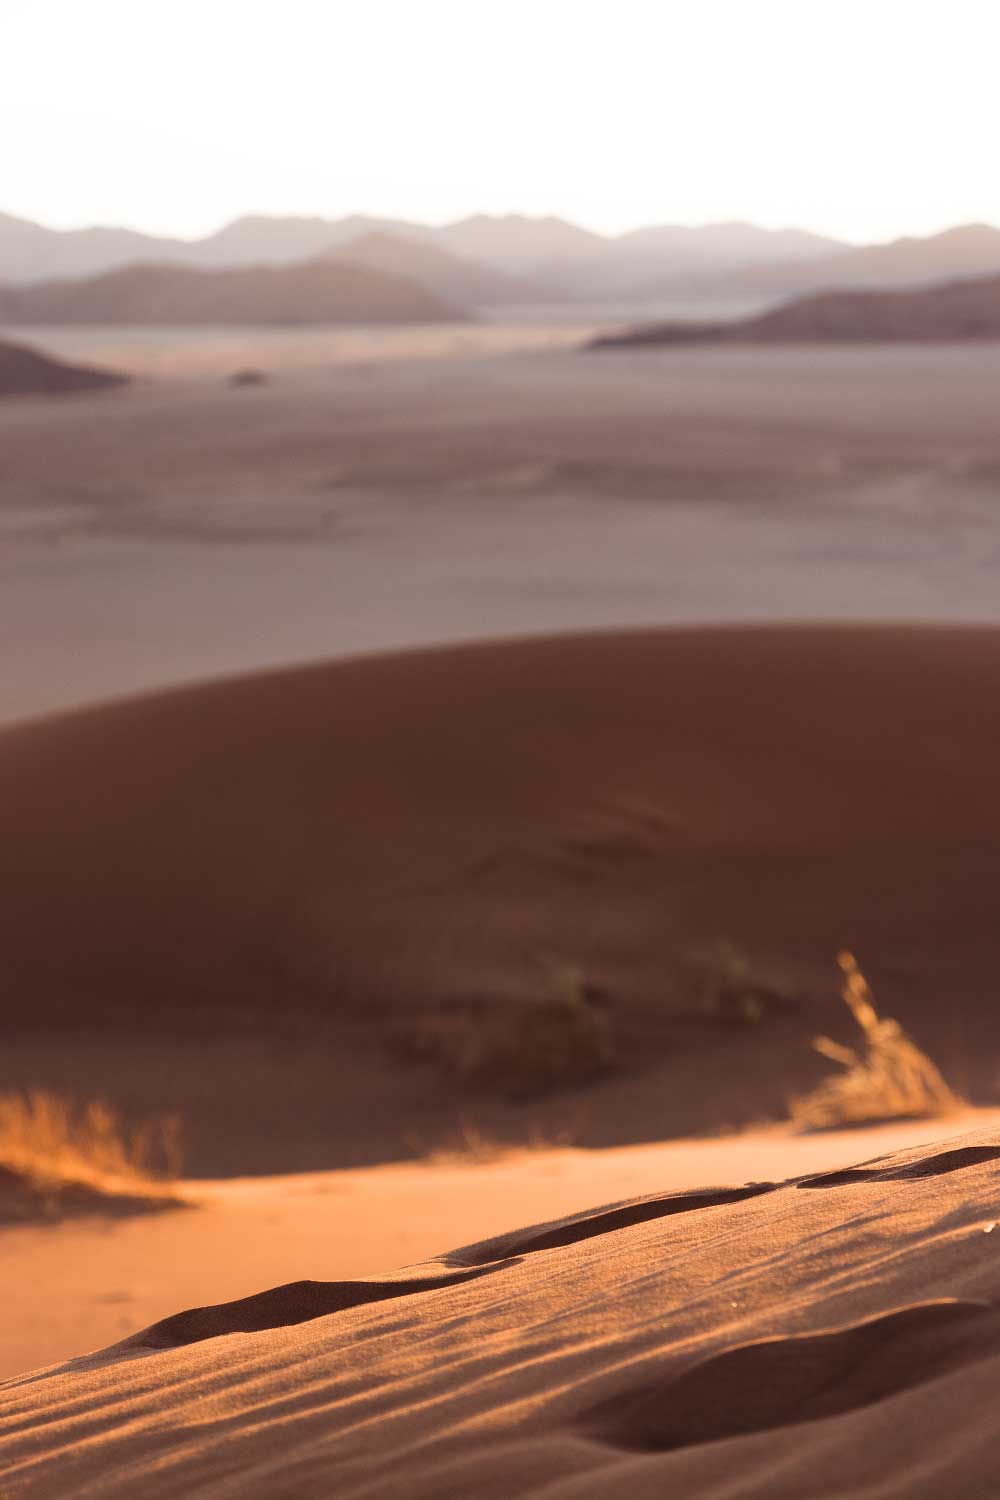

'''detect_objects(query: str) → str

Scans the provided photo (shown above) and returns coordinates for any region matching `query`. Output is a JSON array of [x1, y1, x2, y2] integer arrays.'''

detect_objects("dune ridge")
[[5, 1124, 1000, 1497]]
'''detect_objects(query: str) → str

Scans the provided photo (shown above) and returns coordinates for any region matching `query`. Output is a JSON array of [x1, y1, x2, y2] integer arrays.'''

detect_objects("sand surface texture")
[[5, 1121, 1000, 1497], [5, 1115, 990, 1384]]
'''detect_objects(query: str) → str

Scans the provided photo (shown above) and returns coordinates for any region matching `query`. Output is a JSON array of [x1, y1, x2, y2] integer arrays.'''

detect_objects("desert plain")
[[4, 322, 1000, 1496]]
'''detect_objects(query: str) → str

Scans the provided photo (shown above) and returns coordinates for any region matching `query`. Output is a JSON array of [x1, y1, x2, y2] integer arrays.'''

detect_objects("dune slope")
[[8, 1116, 988, 1382], [4, 1124, 1000, 1497], [0, 338, 127, 395], [2, 626, 1000, 1166]]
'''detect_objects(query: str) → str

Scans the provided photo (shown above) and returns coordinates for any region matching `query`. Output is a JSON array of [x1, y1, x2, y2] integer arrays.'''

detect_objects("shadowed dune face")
[[0, 339, 127, 396], [1, 626, 1000, 1164], [119, 1264, 508, 1352], [580, 1301, 995, 1455], [449, 1183, 780, 1264], [797, 1142, 1000, 1188]]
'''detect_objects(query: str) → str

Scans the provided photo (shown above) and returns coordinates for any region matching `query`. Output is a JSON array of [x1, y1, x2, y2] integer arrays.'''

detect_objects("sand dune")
[[0, 338, 126, 396], [2, 626, 1000, 1169], [5, 1122, 1000, 1497], [9, 1115, 985, 1381]]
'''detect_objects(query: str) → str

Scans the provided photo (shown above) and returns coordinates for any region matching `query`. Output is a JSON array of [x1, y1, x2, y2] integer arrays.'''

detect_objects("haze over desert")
[[5, 2, 1000, 1496]]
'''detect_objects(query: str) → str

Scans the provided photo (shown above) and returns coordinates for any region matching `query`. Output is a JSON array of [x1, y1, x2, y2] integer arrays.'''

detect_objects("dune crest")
[[5, 1125, 1000, 1497]]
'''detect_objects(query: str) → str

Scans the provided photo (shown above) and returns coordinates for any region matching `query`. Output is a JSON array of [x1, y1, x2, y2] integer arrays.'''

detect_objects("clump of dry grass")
[[686, 939, 800, 1024], [791, 952, 962, 1129], [423, 1119, 577, 1167], [0, 1090, 183, 1214], [398, 962, 614, 1096]]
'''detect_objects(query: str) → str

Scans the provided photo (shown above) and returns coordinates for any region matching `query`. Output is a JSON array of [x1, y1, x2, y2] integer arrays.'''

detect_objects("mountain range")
[[3, 210, 1000, 317], [0, 256, 467, 327], [324, 231, 533, 305], [721, 223, 1000, 298]]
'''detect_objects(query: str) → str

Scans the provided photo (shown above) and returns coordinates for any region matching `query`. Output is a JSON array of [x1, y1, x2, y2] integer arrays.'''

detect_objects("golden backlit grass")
[[422, 1118, 578, 1167], [792, 952, 962, 1129], [0, 1090, 183, 1209]]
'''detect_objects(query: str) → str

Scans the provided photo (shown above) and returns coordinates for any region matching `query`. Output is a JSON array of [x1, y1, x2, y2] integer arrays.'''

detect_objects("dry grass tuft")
[[397, 963, 613, 1096], [0, 1090, 183, 1217], [791, 952, 962, 1129], [423, 1119, 577, 1167], [687, 939, 800, 1024]]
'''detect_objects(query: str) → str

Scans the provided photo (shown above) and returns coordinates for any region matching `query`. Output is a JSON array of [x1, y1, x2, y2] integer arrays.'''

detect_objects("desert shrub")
[[686, 939, 800, 1023], [0, 1089, 182, 1194], [399, 967, 613, 1095], [423, 1119, 576, 1166], [791, 952, 961, 1129]]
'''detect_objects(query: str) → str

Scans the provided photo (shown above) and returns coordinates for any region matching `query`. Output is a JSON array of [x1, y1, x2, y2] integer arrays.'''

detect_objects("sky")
[[5, 0, 999, 245]]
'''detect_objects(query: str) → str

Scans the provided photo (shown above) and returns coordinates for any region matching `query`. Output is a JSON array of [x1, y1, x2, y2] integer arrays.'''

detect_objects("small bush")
[[0, 1089, 183, 1206], [686, 939, 800, 1024], [398, 965, 613, 1095], [791, 952, 962, 1129], [423, 1120, 576, 1166]]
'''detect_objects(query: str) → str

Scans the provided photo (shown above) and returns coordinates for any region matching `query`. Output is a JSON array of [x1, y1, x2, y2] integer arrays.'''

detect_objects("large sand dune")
[[0, 338, 126, 396], [2, 625, 999, 1169], [5, 1122, 1000, 1497], [7, 1115, 987, 1382]]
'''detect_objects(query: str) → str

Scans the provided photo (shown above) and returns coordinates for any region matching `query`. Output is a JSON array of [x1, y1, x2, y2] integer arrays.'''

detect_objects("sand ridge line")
[[797, 1142, 1000, 1190], [446, 1182, 781, 1265], [113, 1261, 517, 1353], [105, 1184, 784, 1355]]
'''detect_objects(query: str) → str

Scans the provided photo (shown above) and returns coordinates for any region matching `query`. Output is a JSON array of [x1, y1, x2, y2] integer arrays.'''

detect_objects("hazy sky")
[[5, 0, 998, 244]]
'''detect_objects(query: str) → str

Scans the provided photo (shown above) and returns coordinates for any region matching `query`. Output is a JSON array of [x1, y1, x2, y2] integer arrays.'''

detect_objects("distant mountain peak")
[[3, 207, 1000, 302], [0, 256, 471, 326], [328, 228, 537, 305]]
